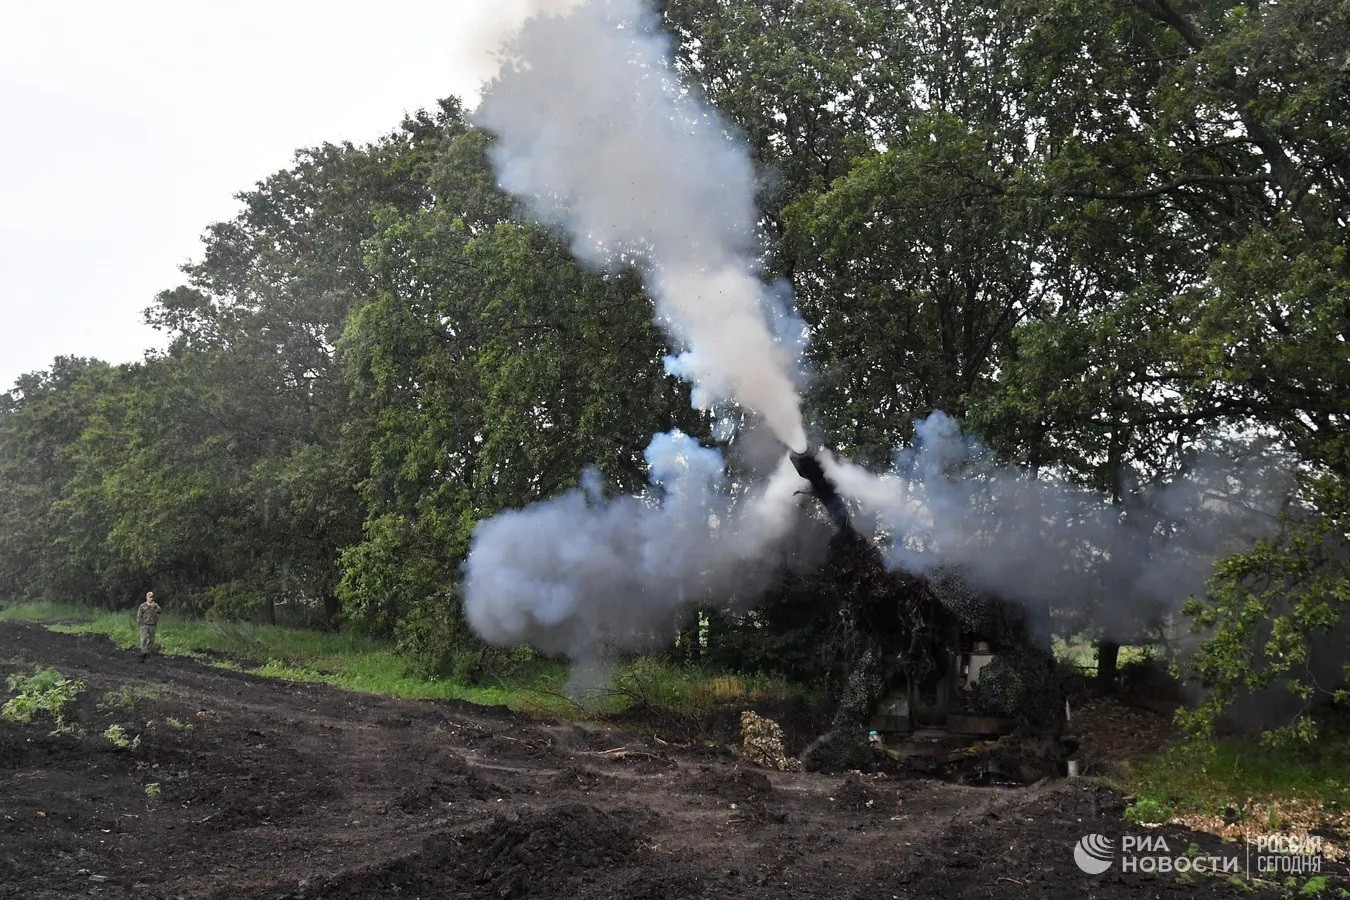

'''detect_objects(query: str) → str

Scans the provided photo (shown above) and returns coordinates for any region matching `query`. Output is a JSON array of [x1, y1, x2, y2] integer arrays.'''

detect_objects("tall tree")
[[0, 358, 116, 604], [337, 123, 704, 659]]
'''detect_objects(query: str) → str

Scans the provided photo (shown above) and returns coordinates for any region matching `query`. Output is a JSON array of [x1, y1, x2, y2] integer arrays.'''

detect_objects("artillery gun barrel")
[[789, 447, 852, 534]]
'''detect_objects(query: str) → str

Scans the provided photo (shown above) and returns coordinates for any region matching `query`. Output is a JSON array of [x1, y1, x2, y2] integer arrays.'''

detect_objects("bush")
[[696, 567, 844, 688], [2, 666, 84, 732], [1182, 473, 1350, 744], [1123, 796, 1173, 825], [392, 593, 476, 676], [197, 580, 272, 622]]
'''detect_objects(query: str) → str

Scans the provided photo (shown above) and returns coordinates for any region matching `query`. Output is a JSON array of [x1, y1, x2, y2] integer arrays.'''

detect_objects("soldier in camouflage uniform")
[[136, 592, 161, 661]]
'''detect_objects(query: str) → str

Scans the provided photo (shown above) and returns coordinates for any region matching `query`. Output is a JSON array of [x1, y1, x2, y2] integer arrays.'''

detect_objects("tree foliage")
[[0, 0, 1345, 732]]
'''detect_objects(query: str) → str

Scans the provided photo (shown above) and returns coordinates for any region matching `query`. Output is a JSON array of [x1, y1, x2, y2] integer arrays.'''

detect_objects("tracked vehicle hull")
[[789, 448, 1074, 780]]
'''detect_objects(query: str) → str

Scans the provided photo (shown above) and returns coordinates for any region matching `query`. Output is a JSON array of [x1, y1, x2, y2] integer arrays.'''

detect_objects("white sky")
[[0, 1, 521, 392]]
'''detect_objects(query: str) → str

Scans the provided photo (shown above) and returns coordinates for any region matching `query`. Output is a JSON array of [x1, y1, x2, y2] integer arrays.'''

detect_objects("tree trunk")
[[323, 594, 341, 631], [1096, 640, 1120, 693]]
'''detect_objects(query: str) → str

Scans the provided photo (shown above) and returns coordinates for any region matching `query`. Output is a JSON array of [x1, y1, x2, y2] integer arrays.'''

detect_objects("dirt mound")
[[831, 774, 901, 815], [1073, 696, 1177, 773], [390, 748, 514, 809], [392, 771, 509, 811], [477, 731, 565, 762], [310, 804, 653, 900], [452, 804, 649, 891], [591, 745, 679, 773], [686, 764, 775, 803], [548, 764, 618, 792]]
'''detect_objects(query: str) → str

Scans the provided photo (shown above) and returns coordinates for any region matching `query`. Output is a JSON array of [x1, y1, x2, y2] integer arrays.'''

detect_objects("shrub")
[[2, 666, 84, 732], [393, 592, 479, 677], [1123, 796, 1173, 825]]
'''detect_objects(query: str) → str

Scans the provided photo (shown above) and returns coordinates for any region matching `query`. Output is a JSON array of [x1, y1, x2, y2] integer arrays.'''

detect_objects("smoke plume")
[[458, 0, 1292, 672], [463, 430, 806, 661], [472, 0, 808, 450], [447, 1, 589, 95], [821, 412, 1290, 636]]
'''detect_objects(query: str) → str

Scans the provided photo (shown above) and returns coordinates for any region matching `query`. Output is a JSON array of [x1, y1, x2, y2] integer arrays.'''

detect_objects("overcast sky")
[[0, 1, 516, 392]]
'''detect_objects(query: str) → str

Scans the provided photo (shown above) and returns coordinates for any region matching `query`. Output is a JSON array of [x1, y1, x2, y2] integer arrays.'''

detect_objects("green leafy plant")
[[1182, 474, 1349, 744], [1296, 875, 1330, 897], [102, 683, 166, 709], [144, 782, 161, 799], [1122, 796, 1173, 825], [102, 724, 140, 750], [2, 666, 84, 733]]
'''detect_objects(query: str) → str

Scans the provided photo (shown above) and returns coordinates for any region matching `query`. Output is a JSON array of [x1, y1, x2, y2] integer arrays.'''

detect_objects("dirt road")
[[0, 622, 1314, 899]]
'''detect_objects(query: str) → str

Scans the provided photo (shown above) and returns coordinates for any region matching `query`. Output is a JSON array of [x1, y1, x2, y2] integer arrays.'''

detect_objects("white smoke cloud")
[[455, 0, 1292, 669], [462, 431, 807, 660], [445, 1, 590, 100], [460, 0, 814, 666], [821, 412, 1291, 636], [472, 0, 808, 450]]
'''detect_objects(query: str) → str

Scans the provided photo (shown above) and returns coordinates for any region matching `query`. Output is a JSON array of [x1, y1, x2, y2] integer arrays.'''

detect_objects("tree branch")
[[1064, 172, 1268, 201]]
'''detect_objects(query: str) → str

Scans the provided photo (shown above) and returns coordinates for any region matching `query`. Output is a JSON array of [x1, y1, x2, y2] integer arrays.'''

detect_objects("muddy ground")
[[1, 623, 1340, 899]]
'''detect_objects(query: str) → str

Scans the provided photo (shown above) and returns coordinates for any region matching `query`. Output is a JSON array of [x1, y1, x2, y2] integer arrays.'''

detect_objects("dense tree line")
[[1, 0, 1345, 731]]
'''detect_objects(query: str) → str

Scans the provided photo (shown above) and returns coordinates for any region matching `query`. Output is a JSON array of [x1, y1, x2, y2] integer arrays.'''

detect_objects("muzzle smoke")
[[458, 0, 1290, 672], [821, 412, 1289, 636], [472, 0, 809, 451], [464, 431, 805, 661]]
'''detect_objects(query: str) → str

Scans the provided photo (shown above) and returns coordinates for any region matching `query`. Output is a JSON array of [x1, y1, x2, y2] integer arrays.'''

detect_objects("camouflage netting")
[[968, 647, 1064, 728], [793, 486, 1064, 769], [967, 657, 1025, 718], [738, 711, 800, 772], [832, 651, 886, 726], [801, 651, 885, 773], [926, 566, 1035, 647], [800, 724, 875, 774]]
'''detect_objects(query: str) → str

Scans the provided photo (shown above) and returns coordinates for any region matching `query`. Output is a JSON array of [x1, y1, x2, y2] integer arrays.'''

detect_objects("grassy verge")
[[0, 601, 800, 720], [1106, 735, 1349, 865], [1110, 737, 1349, 818], [0, 600, 100, 624]]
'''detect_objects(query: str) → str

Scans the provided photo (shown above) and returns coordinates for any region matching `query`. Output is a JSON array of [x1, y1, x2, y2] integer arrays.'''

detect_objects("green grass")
[[0, 601, 97, 624], [1111, 741, 1350, 897], [1108, 736, 1350, 822], [0, 601, 801, 720]]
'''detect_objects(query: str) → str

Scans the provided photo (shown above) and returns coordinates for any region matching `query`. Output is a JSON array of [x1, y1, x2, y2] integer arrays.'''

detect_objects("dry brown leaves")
[[1071, 696, 1176, 771]]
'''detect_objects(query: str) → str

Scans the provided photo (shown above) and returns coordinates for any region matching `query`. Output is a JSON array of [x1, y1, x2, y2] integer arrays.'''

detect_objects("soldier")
[[136, 592, 161, 661]]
